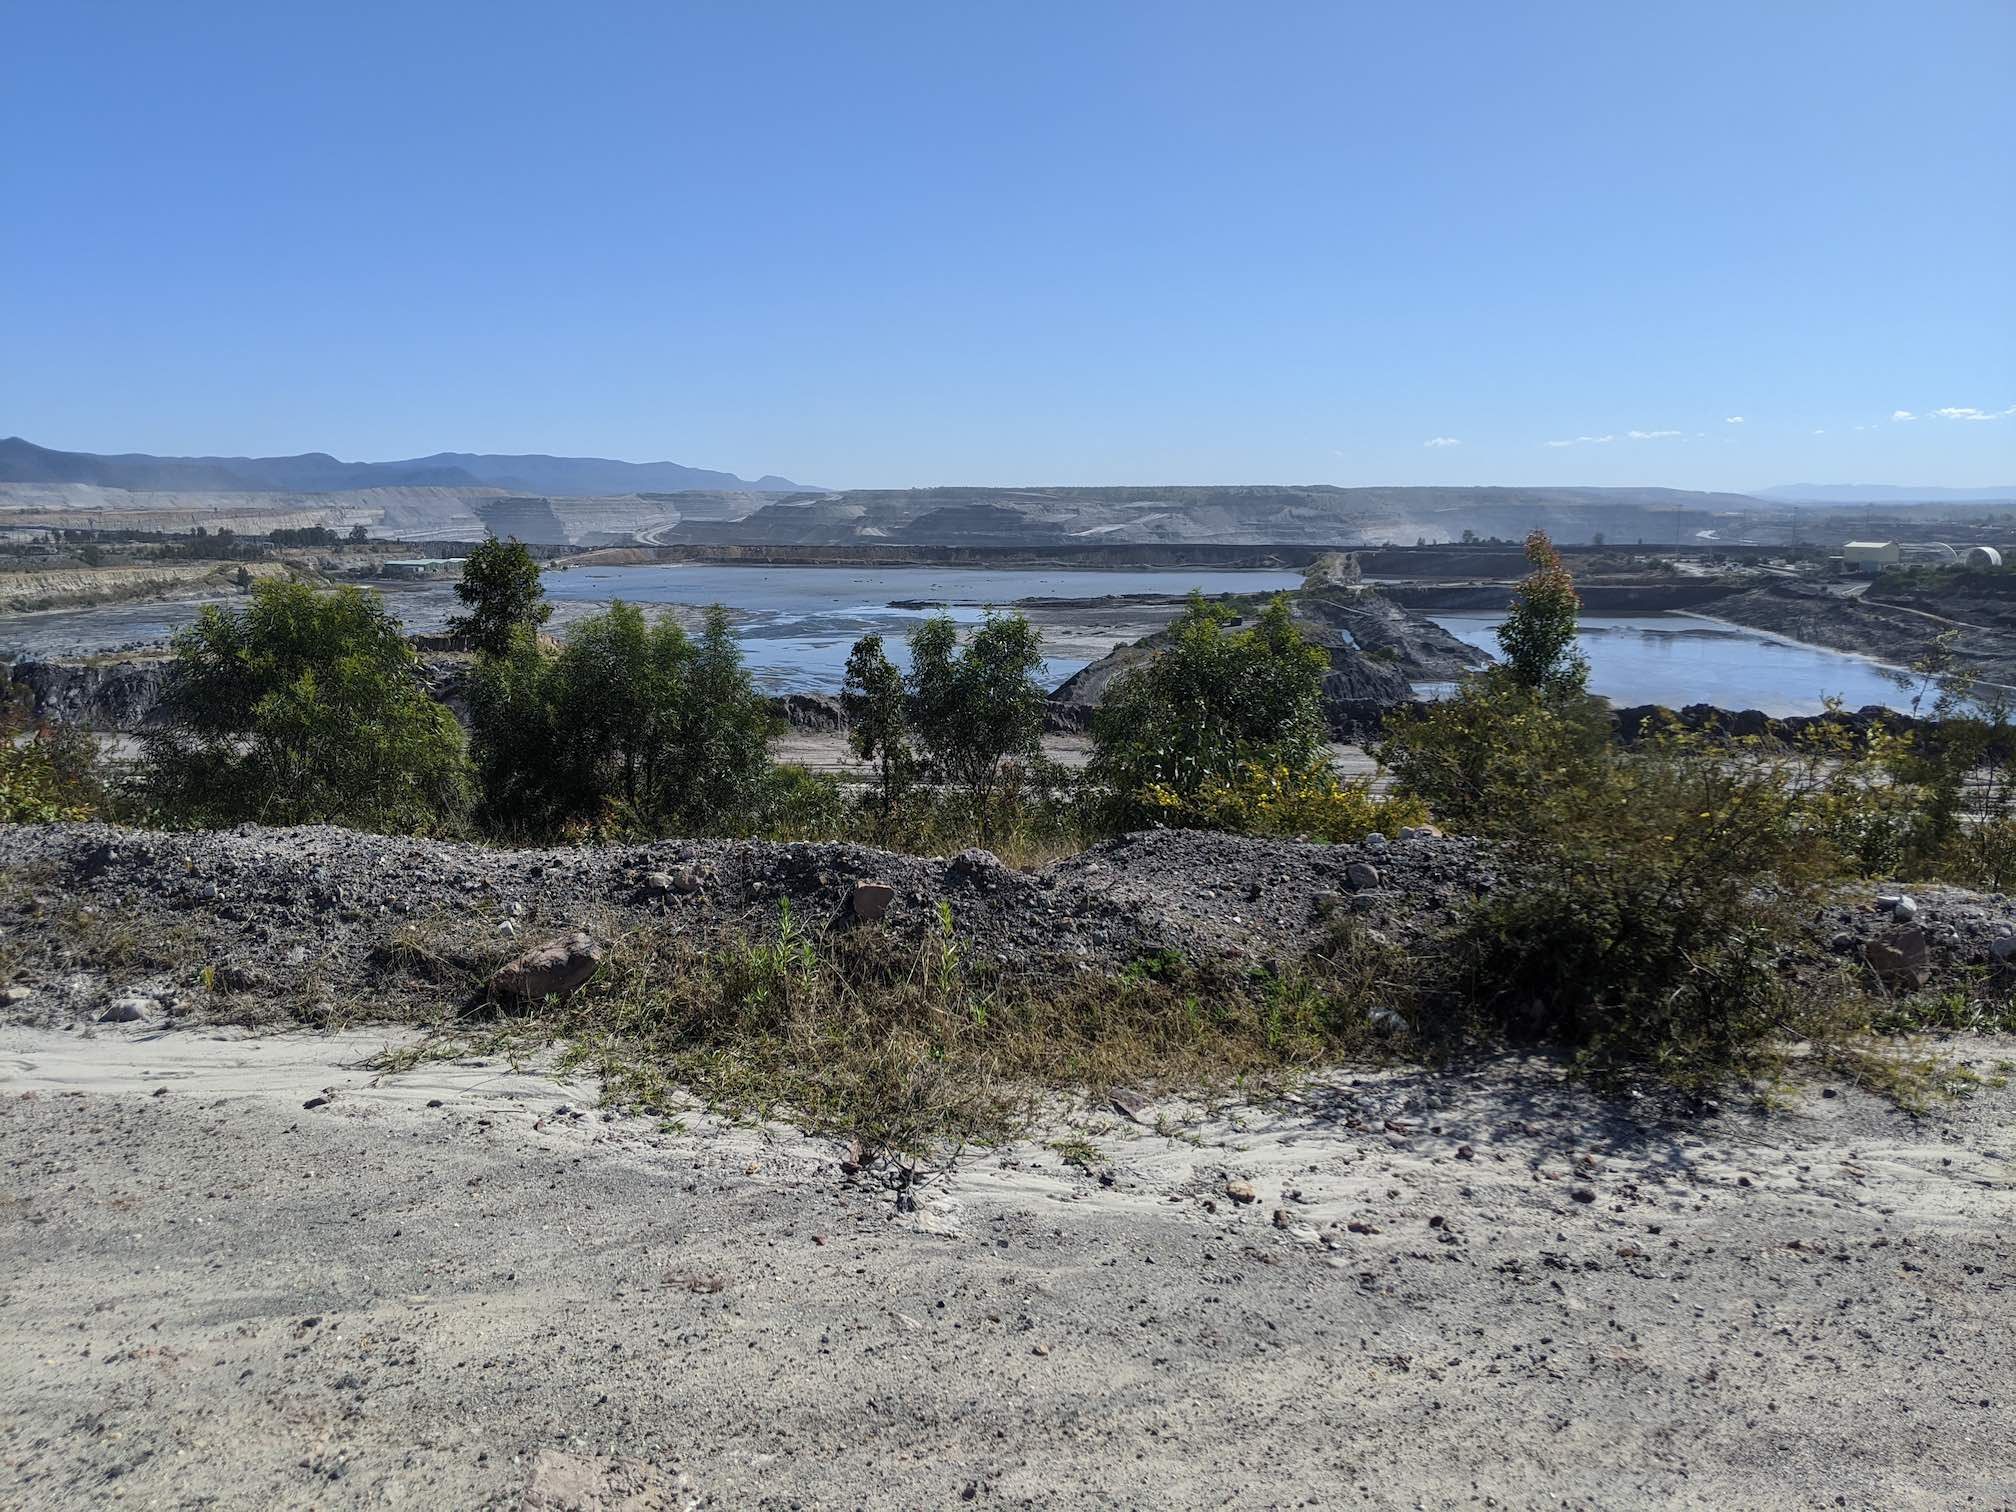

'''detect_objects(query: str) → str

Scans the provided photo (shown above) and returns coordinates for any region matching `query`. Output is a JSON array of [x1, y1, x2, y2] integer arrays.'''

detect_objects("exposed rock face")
[[1608, 703, 1941, 749], [9, 659, 172, 727], [1293, 590, 1491, 682], [848, 881, 895, 923], [1711, 579, 2016, 688], [1864, 926, 1930, 991], [773, 693, 847, 733], [664, 484, 1776, 550]]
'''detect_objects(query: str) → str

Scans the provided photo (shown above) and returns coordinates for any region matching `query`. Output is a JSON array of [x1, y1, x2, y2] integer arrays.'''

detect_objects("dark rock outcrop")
[[9, 659, 172, 727]]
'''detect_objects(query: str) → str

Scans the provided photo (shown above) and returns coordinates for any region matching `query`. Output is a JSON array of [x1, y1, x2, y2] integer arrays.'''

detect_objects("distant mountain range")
[[0, 437, 812, 495], [1758, 483, 2016, 504]]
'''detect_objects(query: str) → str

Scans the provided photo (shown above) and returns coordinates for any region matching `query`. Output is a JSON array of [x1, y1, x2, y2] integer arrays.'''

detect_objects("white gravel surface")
[[3, 1022, 2012, 1509]]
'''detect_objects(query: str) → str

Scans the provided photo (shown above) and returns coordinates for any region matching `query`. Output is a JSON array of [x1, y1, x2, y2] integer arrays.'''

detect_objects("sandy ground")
[[2, 1023, 2012, 1510]]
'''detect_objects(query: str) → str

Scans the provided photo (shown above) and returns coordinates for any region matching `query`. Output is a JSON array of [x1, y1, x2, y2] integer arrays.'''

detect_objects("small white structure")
[[382, 557, 465, 580], [1966, 545, 2004, 569], [1842, 540, 1901, 573]]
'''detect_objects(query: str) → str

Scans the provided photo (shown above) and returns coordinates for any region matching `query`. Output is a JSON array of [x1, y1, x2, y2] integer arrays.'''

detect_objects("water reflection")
[[1429, 613, 1911, 715]]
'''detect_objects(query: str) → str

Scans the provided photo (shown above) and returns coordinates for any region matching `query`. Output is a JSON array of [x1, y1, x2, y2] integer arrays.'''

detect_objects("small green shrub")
[[0, 694, 105, 823], [1139, 760, 1428, 842], [1436, 725, 1842, 1084], [906, 610, 1049, 846]]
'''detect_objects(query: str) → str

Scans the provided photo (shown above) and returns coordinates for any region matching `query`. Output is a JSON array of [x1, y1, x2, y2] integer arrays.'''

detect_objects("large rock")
[[849, 882, 895, 923], [1863, 926, 1930, 992], [769, 693, 848, 733], [489, 931, 603, 1007]]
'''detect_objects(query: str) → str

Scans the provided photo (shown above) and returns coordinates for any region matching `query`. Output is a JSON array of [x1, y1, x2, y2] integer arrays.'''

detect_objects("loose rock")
[[489, 931, 604, 1007]]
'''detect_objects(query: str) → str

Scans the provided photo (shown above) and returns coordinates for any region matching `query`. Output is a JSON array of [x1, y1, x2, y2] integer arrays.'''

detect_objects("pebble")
[[98, 996, 152, 1023]]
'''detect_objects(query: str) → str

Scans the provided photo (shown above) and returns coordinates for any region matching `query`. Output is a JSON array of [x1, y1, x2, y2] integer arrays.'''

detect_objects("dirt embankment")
[[1708, 581, 2016, 688], [0, 560, 289, 614], [1381, 581, 1744, 614], [5, 819, 2014, 1039]]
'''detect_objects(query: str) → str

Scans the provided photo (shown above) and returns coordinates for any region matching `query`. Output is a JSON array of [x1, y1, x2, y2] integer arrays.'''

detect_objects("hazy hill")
[[1758, 483, 2016, 504], [668, 484, 1775, 549], [392, 452, 808, 495], [0, 438, 809, 495]]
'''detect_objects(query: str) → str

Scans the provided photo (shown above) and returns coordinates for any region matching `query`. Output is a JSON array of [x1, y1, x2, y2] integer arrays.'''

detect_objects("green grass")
[[370, 902, 1399, 1157]]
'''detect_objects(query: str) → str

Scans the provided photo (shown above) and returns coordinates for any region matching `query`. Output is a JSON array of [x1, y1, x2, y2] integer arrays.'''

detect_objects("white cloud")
[[1627, 429, 1682, 440], [1892, 410, 1917, 421], [1545, 434, 1616, 447], [1932, 406, 2008, 422], [1724, 416, 1744, 424], [1812, 429, 1827, 435], [1423, 436, 1462, 448]]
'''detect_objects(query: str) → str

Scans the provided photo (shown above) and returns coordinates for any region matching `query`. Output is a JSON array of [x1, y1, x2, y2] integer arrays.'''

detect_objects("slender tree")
[[1496, 530, 1588, 695], [449, 537, 552, 657], [841, 632, 919, 839]]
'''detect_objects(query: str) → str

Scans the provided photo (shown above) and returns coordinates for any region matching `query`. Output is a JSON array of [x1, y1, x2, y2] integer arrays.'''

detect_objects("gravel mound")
[[0, 822, 1491, 1024], [5, 821, 2014, 1027]]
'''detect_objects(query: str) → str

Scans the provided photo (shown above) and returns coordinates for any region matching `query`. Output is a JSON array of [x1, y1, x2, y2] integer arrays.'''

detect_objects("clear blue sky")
[[4, 0, 2012, 491]]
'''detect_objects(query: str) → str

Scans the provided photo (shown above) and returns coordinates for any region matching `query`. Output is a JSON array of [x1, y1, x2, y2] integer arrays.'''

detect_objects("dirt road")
[[3, 1024, 2011, 1509]]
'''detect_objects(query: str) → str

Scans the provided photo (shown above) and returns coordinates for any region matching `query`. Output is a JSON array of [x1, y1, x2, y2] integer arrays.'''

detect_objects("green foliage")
[[840, 631, 920, 841], [1496, 530, 1588, 694], [1089, 592, 1328, 828], [745, 763, 847, 840], [906, 610, 1047, 844], [1379, 670, 1613, 833], [0, 693, 104, 823], [140, 579, 471, 830], [269, 525, 342, 546], [448, 537, 551, 657], [468, 601, 775, 838], [1439, 722, 1844, 1085], [1138, 760, 1429, 843], [436, 903, 1394, 1155]]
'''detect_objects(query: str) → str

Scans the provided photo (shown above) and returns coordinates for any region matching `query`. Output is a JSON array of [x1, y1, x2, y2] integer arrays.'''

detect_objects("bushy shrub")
[[1496, 530, 1588, 694], [745, 763, 847, 840], [840, 632, 920, 842], [140, 580, 470, 831], [1440, 724, 1840, 1084], [901, 611, 1049, 846], [468, 601, 775, 837], [1140, 761, 1427, 843], [1378, 670, 1612, 833], [0, 693, 104, 823], [1089, 592, 1327, 828]]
